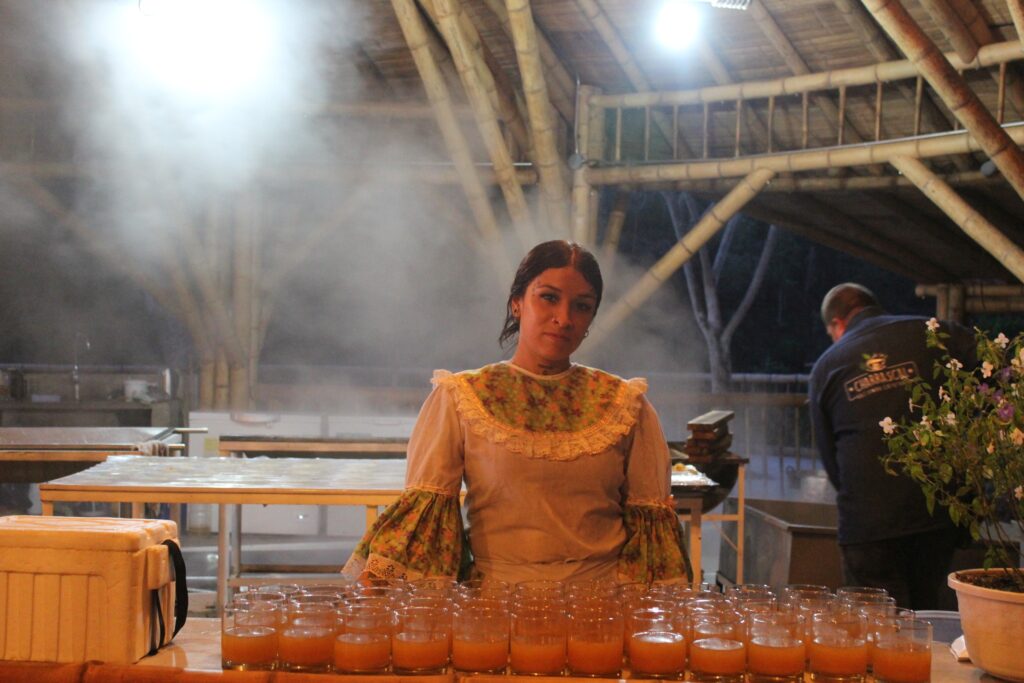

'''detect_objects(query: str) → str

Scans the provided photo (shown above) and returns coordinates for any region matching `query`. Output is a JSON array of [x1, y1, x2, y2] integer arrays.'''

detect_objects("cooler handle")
[[148, 539, 189, 655]]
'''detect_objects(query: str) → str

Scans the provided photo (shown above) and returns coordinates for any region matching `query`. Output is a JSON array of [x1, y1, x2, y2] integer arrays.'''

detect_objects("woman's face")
[[510, 266, 598, 375]]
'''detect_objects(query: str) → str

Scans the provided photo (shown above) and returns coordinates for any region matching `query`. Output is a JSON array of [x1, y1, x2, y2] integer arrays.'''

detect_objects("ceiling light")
[[655, 0, 703, 52]]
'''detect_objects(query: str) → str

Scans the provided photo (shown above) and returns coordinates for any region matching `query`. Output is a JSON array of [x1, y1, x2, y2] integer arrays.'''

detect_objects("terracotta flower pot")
[[949, 569, 1024, 682]]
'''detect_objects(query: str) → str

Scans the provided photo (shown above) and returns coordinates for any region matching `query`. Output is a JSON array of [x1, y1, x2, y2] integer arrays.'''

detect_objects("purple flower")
[[979, 383, 991, 396], [997, 402, 1015, 422], [998, 367, 1013, 383]]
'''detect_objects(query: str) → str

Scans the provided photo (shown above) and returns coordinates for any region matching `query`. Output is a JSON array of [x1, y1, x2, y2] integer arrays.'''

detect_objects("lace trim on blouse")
[[432, 363, 647, 461]]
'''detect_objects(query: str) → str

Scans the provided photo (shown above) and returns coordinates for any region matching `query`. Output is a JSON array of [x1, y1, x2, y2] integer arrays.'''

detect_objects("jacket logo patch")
[[844, 360, 918, 401]]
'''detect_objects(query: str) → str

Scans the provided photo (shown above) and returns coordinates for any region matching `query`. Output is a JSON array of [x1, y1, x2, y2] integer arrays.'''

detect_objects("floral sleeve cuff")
[[343, 488, 464, 580], [617, 501, 693, 584]]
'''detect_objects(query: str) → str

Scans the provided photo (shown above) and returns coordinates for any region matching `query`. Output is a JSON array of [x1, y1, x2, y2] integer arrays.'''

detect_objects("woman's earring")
[[584, 330, 590, 338]]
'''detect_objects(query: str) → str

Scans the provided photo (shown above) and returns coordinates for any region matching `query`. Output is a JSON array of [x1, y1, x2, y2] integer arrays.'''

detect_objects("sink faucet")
[[73, 332, 91, 402]]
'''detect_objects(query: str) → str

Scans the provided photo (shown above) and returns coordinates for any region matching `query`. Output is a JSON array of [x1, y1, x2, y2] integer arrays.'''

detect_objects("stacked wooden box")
[[679, 410, 734, 463]]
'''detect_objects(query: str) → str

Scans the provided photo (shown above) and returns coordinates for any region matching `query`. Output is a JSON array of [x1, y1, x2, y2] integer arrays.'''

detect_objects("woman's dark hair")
[[498, 240, 603, 348]]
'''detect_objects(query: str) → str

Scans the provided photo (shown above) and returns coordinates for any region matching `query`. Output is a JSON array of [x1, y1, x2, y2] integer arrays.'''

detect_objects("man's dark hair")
[[820, 283, 879, 325]]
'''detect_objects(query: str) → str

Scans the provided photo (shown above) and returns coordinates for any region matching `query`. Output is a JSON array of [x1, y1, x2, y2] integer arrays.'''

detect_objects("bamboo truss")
[[863, 0, 1024, 202], [587, 168, 776, 345], [892, 155, 1024, 284], [919, 0, 979, 62], [1011, 0, 1024, 53], [390, 0, 503, 248], [642, 169, 993, 193], [506, 0, 570, 233], [571, 84, 595, 244]]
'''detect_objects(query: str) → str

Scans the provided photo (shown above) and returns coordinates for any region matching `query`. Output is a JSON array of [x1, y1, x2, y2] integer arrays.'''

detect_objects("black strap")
[[147, 539, 189, 655], [163, 539, 189, 638]]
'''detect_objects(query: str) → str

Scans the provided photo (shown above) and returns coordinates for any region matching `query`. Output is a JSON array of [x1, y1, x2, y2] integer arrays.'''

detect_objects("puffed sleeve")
[[343, 376, 466, 580], [617, 396, 692, 584]]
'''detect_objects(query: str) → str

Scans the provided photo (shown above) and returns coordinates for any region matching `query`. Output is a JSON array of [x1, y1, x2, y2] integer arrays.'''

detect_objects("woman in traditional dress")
[[343, 240, 691, 584]]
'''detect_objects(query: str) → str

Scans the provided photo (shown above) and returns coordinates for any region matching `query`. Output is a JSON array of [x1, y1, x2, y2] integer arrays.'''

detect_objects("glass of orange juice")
[[451, 597, 510, 673], [566, 599, 623, 677], [334, 600, 391, 674], [689, 607, 746, 683], [747, 610, 805, 683], [392, 604, 452, 674], [510, 597, 567, 675], [871, 618, 931, 683], [808, 610, 868, 682], [627, 606, 687, 679], [278, 601, 337, 673], [221, 601, 280, 671]]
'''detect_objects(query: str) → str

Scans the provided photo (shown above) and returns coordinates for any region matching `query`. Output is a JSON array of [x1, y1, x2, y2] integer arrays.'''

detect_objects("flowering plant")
[[880, 319, 1024, 591]]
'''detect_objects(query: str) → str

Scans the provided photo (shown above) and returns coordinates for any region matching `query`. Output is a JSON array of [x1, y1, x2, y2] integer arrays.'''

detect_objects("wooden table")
[[141, 618, 987, 681], [39, 455, 410, 611], [0, 426, 179, 482]]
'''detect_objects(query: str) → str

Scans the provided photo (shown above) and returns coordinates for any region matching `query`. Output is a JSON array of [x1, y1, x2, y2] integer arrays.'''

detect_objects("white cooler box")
[[0, 516, 187, 664]]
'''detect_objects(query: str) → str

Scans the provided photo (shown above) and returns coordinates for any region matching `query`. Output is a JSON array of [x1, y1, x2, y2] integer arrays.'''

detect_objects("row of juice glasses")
[[220, 579, 932, 681]]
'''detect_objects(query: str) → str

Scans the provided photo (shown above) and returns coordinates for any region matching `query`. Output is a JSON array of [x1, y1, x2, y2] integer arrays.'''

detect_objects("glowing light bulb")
[[654, 0, 702, 52]]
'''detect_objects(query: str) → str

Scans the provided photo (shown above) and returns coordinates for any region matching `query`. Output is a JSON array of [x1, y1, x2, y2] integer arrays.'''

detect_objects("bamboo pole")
[[1009, 0, 1024, 51], [0, 160, 540, 186], [478, 0, 576, 122], [390, 0, 504, 248], [585, 121, 1024, 185], [214, 350, 229, 410], [589, 40, 1024, 109], [863, 0, 1024, 202], [919, 0, 979, 62], [571, 84, 595, 244], [892, 155, 1024, 283], [506, 0, 570, 233], [419, 0, 535, 162], [433, 0, 536, 248], [947, 0, 1024, 116], [917, 283, 1024, 297], [587, 168, 776, 345], [601, 190, 631, 262], [651, 169, 992, 193]]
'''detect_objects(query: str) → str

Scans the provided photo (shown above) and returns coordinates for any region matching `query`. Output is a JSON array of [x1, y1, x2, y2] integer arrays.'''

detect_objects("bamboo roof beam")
[[601, 190, 630, 262], [419, 0, 535, 161], [1010, 0, 1024, 50], [918, 283, 1024, 297], [892, 155, 1024, 283], [921, 0, 1024, 115], [748, 0, 874, 148], [585, 121, 1024, 185], [587, 168, 775, 345], [919, 0, 979, 62], [390, 0, 504, 248], [433, 0, 536, 247], [831, 0, 970, 170], [863, 0, 1024, 202], [479, 0, 576, 123], [642, 169, 993, 193], [506, 0, 571, 232], [589, 40, 1024, 108]]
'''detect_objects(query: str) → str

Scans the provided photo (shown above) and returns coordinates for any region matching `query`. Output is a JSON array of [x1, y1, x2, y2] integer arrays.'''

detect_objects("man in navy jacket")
[[809, 283, 974, 609]]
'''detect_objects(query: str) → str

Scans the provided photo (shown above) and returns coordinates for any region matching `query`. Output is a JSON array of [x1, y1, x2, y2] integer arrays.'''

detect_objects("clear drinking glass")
[[278, 602, 336, 673], [808, 610, 868, 682], [566, 599, 623, 677], [391, 604, 452, 674], [689, 607, 747, 683], [333, 600, 391, 674], [747, 610, 806, 683], [221, 601, 279, 671], [627, 606, 687, 679], [451, 598, 510, 674], [871, 618, 932, 683], [509, 598, 567, 675]]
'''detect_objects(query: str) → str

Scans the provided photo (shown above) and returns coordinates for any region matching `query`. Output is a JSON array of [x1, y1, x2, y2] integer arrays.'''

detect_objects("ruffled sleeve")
[[616, 396, 692, 583], [343, 378, 466, 580]]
